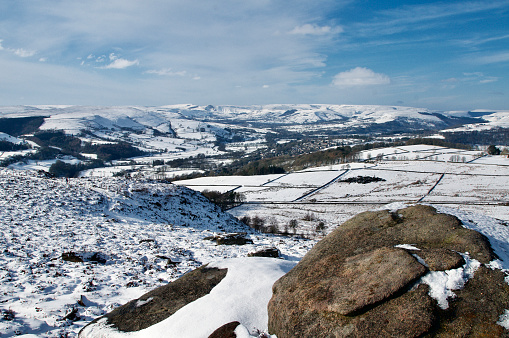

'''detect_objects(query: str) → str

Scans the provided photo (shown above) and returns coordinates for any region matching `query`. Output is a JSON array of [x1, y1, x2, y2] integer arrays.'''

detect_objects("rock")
[[247, 247, 281, 258], [2, 309, 15, 321], [306, 247, 427, 316], [79, 266, 227, 336], [413, 248, 465, 271], [62, 252, 83, 263], [61, 251, 107, 264], [438, 266, 509, 336], [204, 232, 253, 245], [268, 205, 506, 337], [208, 321, 240, 338], [63, 307, 80, 322]]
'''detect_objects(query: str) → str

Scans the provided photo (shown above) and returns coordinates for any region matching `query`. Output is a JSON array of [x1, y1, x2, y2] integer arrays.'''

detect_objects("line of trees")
[[49, 159, 104, 178], [0, 140, 31, 152], [201, 190, 246, 211]]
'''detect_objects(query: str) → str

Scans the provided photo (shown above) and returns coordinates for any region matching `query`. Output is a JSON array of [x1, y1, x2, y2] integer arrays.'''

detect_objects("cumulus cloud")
[[290, 24, 342, 35], [332, 67, 391, 86], [102, 58, 139, 69]]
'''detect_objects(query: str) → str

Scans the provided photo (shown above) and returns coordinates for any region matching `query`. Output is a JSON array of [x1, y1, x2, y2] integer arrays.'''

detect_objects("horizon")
[[1, 1, 508, 111], [0, 103, 507, 114]]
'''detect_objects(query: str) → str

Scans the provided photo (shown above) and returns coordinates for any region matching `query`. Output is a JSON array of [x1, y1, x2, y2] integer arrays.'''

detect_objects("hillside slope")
[[0, 169, 313, 337]]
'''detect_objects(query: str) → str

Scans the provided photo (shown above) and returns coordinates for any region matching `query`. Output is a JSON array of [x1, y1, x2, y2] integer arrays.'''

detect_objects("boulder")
[[268, 205, 508, 337], [204, 232, 253, 245], [247, 247, 281, 258], [208, 321, 240, 338], [413, 248, 465, 271], [79, 265, 227, 336]]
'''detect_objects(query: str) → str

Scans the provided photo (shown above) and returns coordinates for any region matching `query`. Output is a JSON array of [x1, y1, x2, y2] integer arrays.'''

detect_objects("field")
[[174, 145, 509, 236]]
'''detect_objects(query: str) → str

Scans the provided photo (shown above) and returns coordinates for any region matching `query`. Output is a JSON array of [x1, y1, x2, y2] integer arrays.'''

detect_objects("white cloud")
[[474, 51, 509, 64], [463, 72, 498, 84], [0, 40, 37, 58], [332, 67, 390, 86], [13, 48, 36, 58], [290, 24, 342, 35], [0, 1, 345, 102], [101, 58, 139, 69], [145, 68, 188, 77], [479, 78, 498, 84]]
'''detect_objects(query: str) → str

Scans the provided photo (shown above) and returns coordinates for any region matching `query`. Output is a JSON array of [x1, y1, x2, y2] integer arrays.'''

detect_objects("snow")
[[1, 143, 509, 336], [0, 169, 313, 337], [81, 257, 295, 338], [0, 132, 25, 144], [470, 155, 509, 165], [444, 111, 509, 132], [498, 310, 509, 330], [418, 253, 481, 309]]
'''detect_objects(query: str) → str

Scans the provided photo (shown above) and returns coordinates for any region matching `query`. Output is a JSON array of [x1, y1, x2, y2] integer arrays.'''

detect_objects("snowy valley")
[[0, 105, 508, 337]]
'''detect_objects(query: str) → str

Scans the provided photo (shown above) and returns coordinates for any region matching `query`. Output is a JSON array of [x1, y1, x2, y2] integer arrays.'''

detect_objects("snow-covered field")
[[175, 146, 509, 232]]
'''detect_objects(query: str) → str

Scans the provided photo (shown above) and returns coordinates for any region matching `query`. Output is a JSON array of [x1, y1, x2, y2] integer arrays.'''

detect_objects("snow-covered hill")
[[1, 104, 507, 168], [168, 104, 509, 130], [0, 168, 313, 337], [2, 104, 507, 139]]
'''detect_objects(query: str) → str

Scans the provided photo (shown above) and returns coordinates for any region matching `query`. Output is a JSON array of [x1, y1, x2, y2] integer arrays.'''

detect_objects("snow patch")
[[419, 254, 481, 309], [498, 310, 509, 329], [395, 244, 421, 251], [135, 297, 153, 308]]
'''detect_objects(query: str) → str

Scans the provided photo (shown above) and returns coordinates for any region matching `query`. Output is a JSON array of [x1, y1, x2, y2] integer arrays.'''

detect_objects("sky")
[[0, 0, 508, 110]]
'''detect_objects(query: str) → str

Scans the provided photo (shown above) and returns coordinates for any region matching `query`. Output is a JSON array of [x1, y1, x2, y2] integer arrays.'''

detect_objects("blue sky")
[[0, 0, 508, 110]]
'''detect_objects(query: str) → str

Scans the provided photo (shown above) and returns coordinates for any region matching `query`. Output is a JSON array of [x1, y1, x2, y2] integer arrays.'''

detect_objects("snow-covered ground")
[[0, 169, 314, 337], [80, 204, 509, 338], [1, 144, 508, 337], [175, 146, 509, 232]]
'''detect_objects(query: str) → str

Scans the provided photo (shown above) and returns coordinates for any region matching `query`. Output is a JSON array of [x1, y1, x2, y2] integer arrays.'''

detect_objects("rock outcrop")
[[79, 266, 227, 336], [268, 205, 509, 337]]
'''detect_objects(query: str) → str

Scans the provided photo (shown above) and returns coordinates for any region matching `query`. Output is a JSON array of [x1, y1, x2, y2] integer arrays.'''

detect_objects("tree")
[[289, 219, 298, 234], [251, 216, 265, 231], [49, 160, 79, 177], [487, 145, 501, 155], [316, 222, 326, 233], [266, 217, 279, 234]]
